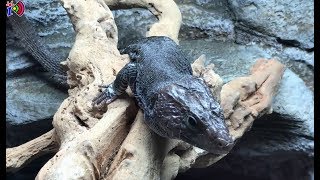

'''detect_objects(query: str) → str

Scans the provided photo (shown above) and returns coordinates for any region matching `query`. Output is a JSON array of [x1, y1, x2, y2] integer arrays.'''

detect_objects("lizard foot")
[[92, 84, 118, 106]]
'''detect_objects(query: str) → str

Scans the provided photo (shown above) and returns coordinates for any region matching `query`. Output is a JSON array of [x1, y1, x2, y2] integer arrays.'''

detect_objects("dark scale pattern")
[[94, 36, 234, 154], [122, 36, 193, 110], [7, 13, 68, 88]]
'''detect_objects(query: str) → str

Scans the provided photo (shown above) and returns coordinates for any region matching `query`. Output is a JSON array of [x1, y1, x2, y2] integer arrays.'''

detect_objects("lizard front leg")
[[93, 63, 137, 106]]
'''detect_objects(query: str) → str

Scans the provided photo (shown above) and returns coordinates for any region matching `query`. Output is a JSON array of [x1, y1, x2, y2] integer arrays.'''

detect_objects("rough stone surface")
[[273, 69, 314, 136], [175, 0, 230, 12], [22, 0, 75, 56], [6, 73, 67, 125], [282, 47, 314, 66], [228, 0, 314, 50], [6, 0, 72, 148], [6, 22, 38, 74], [180, 39, 314, 91], [181, 39, 267, 82], [113, 9, 156, 49], [177, 146, 313, 180], [6, 0, 75, 74], [6, 120, 53, 148], [175, 0, 235, 41], [178, 4, 234, 41]]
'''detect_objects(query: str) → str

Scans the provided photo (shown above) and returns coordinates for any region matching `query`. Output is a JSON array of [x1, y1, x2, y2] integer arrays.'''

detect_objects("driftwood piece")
[[36, 100, 138, 179], [34, 0, 136, 179], [221, 59, 285, 139], [6, 130, 58, 173], [6, 0, 285, 179], [106, 111, 168, 179]]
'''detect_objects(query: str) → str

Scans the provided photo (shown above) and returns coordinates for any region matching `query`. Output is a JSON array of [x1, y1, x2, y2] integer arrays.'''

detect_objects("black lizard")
[[93, 36, 234, 154], [8, 12, 234, 154]]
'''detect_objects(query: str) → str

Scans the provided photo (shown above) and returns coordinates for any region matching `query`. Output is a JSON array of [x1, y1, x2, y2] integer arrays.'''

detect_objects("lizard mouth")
[[180, 134, 233, 155]]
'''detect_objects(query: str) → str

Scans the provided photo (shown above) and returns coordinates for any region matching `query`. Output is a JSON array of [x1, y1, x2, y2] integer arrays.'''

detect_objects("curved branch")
[[6, 130, 58, 173]]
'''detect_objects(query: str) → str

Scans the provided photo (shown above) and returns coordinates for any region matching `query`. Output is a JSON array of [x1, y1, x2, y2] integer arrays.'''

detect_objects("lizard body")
[[94, 36, 234, 154], [8, 3, 233, 154]]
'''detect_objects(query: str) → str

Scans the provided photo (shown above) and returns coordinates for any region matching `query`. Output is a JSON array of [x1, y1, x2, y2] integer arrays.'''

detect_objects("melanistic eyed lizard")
[[93, 36, 234, 154]]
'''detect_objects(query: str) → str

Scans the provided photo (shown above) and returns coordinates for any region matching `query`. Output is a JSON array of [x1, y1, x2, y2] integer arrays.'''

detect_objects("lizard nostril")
[[216, 138, 234, 149]]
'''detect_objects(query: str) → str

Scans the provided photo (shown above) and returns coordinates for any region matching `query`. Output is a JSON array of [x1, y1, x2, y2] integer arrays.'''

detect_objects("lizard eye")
[[187, 117, 197, 128]]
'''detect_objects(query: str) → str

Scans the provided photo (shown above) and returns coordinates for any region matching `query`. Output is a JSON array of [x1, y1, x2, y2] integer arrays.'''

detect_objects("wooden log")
[[6, 130, 58, 173]]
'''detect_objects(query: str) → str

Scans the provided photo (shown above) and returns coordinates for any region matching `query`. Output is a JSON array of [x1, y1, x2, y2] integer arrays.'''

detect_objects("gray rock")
[[175, 0, 230, 12], [6, 20, 38, 74], [6, 46, 38, 74], [6, 3, 71, 178], [180, 39, 271, 82], [281, 47, 314, 66], [179, 38, 313, 180], [202, 145, 313, 180], [178, 4, 235, 41], [6, 119, 54, 147], [272, 69, 314, 137], [180, 39, 313, 91], [6, 73, 67, 125], [228, 0, 314, 50], [113, 1, 314, 67], [6, 0, 74, 74], [23, 0, 75, 56], [113, 9, 157, 49]]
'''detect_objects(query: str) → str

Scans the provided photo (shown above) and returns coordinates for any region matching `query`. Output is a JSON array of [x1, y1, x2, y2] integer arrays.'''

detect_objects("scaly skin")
[[7, 13, 68, 89], [94, 36, 234, 154]]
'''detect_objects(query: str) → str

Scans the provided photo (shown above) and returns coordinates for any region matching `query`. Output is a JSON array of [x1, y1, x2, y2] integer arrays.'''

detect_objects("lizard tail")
[[7, 13, 69, 89]]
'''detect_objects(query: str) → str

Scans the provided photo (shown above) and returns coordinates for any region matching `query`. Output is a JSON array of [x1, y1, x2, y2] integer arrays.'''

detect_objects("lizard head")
[[148, 76, 234, 154]]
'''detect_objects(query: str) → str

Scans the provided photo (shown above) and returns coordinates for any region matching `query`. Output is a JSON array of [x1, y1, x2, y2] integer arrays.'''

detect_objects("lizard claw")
[[92, 84, 118, 106], [98, 85, 109, 88]]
